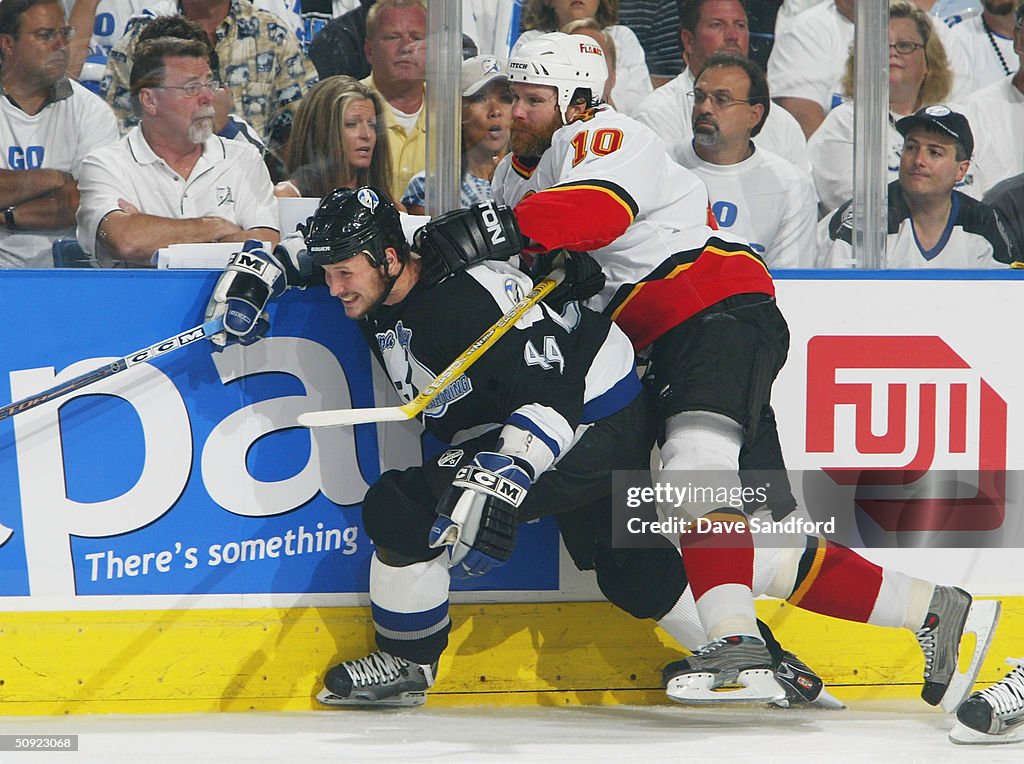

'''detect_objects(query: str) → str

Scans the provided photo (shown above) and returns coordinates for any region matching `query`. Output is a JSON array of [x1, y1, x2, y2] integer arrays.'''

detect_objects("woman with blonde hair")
[[807, 0, 963, 213], [511, 0, 651, 115], [275, 76, 395, 200]]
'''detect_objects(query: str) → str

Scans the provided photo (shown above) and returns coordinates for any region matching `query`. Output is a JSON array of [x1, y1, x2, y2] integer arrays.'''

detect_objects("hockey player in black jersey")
[[203, 185, 837, 708]]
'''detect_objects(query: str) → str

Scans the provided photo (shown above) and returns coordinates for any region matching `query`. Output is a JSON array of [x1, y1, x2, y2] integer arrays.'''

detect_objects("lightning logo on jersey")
[[376, 320, 472, 418]]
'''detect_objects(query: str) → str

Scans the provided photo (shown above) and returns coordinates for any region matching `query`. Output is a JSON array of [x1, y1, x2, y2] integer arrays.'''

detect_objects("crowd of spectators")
[[1, 0, 1022, 269]]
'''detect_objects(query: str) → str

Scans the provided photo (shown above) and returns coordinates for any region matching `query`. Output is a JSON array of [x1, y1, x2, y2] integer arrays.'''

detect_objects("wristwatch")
[[4, 206, 16, 230]]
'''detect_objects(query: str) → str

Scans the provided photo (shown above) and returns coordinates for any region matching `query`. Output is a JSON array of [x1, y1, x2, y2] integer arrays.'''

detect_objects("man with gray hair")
[[76, 36, 279, 266]]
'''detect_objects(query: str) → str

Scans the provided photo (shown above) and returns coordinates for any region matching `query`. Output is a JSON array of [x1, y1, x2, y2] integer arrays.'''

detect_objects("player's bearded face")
[[510, 106, 562, 157]]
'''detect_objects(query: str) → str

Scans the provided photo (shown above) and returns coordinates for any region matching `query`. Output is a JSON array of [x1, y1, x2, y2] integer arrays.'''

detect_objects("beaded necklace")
[[983, 16, 1013, 77]]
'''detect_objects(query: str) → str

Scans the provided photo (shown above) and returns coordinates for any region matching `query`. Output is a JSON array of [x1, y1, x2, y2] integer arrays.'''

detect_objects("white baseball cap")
[[461, 55, 507, 97]]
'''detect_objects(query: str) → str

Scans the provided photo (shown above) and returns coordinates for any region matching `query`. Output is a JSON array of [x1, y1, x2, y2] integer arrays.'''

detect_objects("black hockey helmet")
[[305, 186, 409, 268]]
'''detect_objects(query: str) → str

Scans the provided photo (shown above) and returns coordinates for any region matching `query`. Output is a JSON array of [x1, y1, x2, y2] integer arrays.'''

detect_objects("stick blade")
[[297, 406, 411, 428]]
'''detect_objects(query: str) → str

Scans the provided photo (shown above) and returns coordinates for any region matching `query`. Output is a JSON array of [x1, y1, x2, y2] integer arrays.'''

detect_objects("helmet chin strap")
[[367, 253, 407, 314]]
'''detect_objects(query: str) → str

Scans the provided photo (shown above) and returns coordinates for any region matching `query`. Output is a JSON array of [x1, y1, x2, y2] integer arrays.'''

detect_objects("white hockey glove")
[[428, 452, 532, 578], [204, 240, 286, 347]]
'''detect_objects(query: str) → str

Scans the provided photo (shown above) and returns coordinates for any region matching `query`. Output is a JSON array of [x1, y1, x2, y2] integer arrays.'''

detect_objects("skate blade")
[[667, 669, 786, 705], [949, 720, 1023, 745], [940, 599, 1002, 713], [771, 686, 846, 711], [316, 686, 427, 708]]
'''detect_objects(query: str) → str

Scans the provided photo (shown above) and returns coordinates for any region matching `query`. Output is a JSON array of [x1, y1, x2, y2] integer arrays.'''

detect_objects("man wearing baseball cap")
[[401, 55, 512, 214], [816, 104, 1016, 268]]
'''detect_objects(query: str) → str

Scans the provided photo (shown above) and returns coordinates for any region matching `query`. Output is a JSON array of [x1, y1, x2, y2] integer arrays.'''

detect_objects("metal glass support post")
[[424, 0, 463, 216], [852, 0, 889, 269]]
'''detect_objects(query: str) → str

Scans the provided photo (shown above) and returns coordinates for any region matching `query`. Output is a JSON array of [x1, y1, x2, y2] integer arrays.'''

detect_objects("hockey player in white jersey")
[[497, 31, 1000, 708]]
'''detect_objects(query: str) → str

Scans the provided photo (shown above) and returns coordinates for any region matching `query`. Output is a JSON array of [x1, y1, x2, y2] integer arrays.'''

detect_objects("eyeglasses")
[[155, 79, 221, 97], [27, 26, 76, 43], [689, 90, 753, 109], [889, 40, 925, 55]]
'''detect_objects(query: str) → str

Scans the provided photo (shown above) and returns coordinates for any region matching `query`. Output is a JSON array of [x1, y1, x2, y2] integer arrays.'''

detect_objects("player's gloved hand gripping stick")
[[428, 451, 533, 578], [0, 241, 285, 422]]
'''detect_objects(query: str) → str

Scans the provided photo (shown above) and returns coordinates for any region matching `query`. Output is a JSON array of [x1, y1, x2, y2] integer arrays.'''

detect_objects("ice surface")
[[1, 698, 1021, 763]]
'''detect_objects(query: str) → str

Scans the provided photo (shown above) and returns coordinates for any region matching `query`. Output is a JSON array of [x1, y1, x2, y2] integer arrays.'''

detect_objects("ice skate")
[[950, 659, 1024, 745], [317, 650, 436, 708], [663, 635, 786, 704], [914, 586, 1001, 711], [770, 650, 845, 710]]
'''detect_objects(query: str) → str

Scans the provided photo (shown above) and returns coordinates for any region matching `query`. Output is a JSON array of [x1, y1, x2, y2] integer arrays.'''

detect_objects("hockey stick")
[[0, 316, 225, 422], [297, 277, 559, 428]]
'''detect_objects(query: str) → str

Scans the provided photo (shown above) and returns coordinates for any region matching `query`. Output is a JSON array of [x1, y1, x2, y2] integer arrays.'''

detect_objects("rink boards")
[[1, 269, 1023, 714]]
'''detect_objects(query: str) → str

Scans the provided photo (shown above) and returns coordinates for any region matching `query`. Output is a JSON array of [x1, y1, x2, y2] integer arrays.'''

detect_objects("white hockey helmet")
[[507, 32, 608, 121]]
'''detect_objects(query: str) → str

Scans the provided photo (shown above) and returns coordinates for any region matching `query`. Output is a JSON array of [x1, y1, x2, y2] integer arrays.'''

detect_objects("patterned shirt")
[[401, 170, 493, 211], [100, 0, 317, 152]]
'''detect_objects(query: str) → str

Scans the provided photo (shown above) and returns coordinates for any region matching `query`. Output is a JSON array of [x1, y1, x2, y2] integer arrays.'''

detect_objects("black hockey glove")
[[204, 240, 286, 347], [415, 200, 524, 287], [428, 452, 533, 578], [543, 250, 607, 311]]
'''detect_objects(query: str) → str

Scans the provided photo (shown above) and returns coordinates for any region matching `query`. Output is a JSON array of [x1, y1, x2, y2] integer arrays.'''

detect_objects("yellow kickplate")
[[0, 598, 1017, 716]]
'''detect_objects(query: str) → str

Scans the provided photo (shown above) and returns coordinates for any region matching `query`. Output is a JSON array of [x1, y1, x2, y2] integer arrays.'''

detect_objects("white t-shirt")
[[816, 182, 1012, 268], [633, 68, 811, 175], [671, 141, 818, 269], [76, 127, 279, 260], [512, 26, 653, 117], [0, 80, 119, 268], [964, 75, 1024, 196], [945, 15, 1018, 91], [769, 2, 973, 116]]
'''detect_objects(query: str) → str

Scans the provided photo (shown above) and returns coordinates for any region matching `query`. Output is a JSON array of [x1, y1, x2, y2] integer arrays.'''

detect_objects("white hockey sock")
[[657, 587, 706, 651], [868, 572, 935, 630], [370, 553, 451, 648], [696, 583, 759, 642]]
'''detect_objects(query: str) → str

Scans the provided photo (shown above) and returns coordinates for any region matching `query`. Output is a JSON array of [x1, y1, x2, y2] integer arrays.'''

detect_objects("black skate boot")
[[950, 659, 1024, 745], [317, 650, 436, 707], [771, 650, 845, 710]]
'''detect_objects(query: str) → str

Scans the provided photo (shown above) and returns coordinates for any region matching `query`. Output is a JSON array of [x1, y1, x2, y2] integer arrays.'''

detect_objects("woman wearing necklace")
[[401, 56, 512, 215], [947, 0, 1019, 90], [807, 0, 961, 214]]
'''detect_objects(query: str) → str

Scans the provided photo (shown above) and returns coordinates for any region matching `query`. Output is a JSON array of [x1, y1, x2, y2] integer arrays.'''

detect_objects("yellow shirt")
[[361, 75, 427, 201]]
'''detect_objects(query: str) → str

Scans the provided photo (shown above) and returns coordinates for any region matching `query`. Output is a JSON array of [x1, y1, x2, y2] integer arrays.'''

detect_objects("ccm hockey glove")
[[428, 452, 532, 578], [205, 240, 286, 346]]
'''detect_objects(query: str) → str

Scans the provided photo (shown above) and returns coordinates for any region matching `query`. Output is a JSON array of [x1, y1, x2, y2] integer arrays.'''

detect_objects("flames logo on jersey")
[[376, 320, 472, 418], [806, 336, 1007, 535]]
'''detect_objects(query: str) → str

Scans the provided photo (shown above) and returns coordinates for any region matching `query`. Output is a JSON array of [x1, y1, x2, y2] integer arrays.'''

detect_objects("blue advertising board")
[[0, 271, 559, 604]]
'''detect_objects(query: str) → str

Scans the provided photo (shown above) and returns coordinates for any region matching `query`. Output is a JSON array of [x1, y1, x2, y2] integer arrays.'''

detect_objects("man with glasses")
[[0, 0, 117, 267], [671, 52, 816, 268], [76, 37, 279, 266], [100, 0, 316, 156], [632, 0, 810, 174]]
